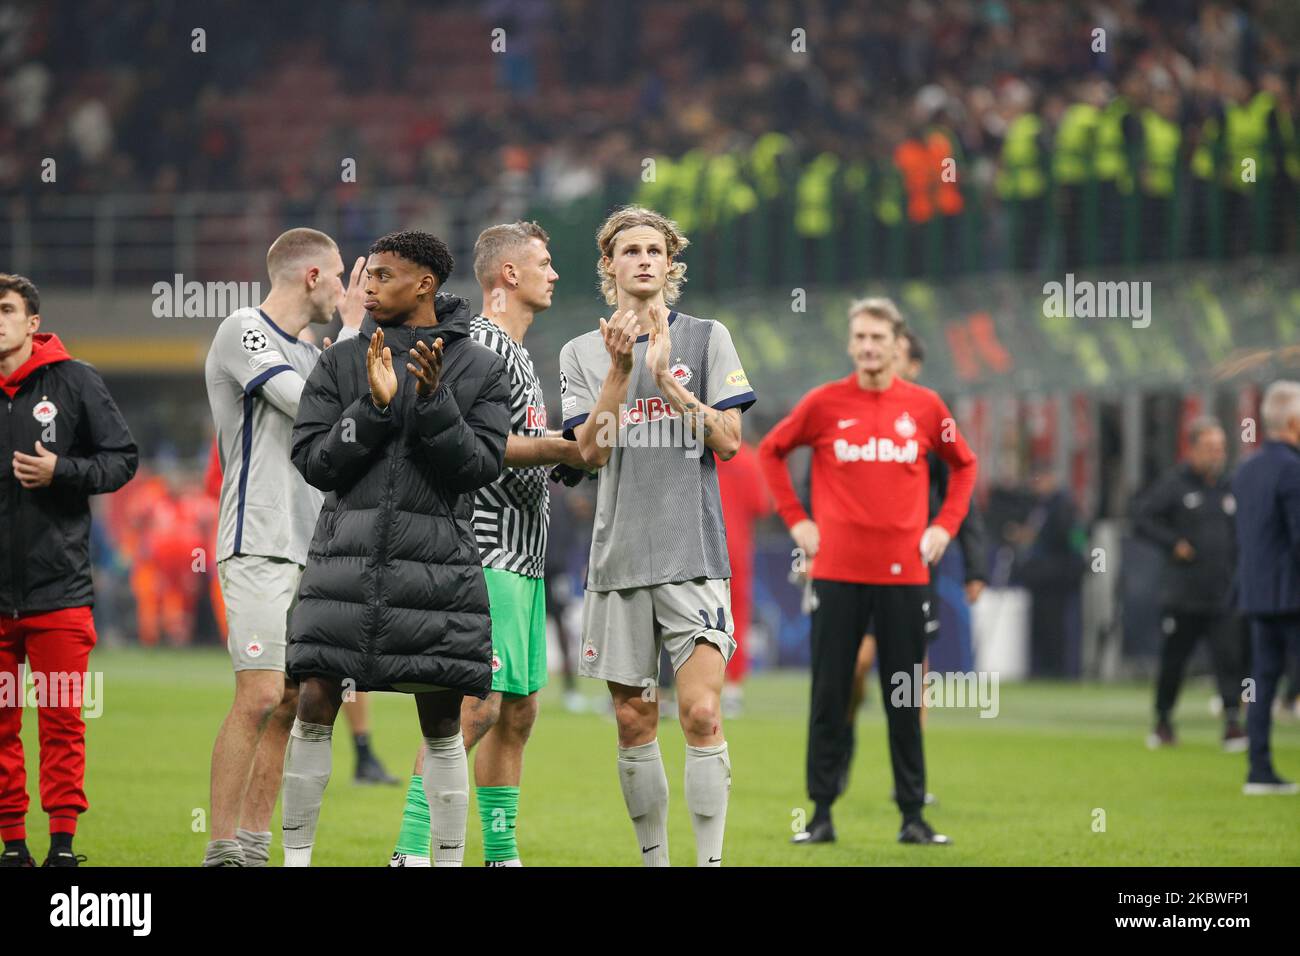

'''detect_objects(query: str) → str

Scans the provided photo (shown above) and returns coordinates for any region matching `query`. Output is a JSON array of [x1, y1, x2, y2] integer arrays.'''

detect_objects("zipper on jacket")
[[6, 399, 18, 617], [367, 398, 402, 684]]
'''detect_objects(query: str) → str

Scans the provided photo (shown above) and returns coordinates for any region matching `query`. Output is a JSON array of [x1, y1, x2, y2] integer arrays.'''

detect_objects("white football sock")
[[423, 734, 468, 868], [617, 739, 670, 867], [685, 742, 731, 866], [280, 718, 333, 867]]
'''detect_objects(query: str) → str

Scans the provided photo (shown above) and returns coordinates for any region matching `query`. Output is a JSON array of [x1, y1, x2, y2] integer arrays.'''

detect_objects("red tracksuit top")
[[758, 373, 977, 585]]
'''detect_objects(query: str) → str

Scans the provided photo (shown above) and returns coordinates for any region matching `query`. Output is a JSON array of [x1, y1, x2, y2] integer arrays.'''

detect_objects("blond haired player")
[[558, 206, 756, 866]]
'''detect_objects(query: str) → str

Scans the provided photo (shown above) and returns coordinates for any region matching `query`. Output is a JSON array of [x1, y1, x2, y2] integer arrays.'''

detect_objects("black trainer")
[[898, 819, 951, 845], [0, 847, 36, 867], [355, 753, 400, 785], [791, 819, 836, 845], [42, 849, 87, 867]]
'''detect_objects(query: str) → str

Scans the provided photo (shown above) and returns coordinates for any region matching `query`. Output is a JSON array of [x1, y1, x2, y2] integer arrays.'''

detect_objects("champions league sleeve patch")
[[241, 328, 269, 353]]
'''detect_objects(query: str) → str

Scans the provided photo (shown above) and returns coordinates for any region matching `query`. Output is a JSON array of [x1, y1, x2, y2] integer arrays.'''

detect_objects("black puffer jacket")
[[287, 295, 511, 695]]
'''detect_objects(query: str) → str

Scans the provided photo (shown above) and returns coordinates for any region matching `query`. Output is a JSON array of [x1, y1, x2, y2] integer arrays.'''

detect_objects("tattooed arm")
[[644, 304, 741, 459], [656, 373, 742, 460]]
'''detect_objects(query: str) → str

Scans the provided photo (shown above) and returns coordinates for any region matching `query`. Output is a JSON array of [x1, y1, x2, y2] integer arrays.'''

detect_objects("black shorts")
[[863, 581, 940, 644]]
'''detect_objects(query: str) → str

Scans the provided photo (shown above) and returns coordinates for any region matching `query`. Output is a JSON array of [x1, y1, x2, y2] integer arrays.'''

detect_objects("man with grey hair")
[[388, 221, 585, 866], [1133, 415, 1245, 751], [1232, 380, 1300, 794]]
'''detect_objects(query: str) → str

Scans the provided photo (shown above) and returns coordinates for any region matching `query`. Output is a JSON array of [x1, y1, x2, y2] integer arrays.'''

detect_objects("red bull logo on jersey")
[[593, 399, 702, 459], [620, 397, 680, 426], [834, 436, 919, 464], [525, 405, 547, 430]]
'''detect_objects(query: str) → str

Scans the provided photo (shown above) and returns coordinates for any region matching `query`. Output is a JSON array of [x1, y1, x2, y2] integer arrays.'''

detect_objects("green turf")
[[13, 647, 1300, 865]]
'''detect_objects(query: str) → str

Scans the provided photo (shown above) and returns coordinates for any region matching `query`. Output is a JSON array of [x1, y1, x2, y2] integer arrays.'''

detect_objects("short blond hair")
[[848, 296, 904, 337], [474, 220, 550, 289], [266, 228, 338, 282], [596, 205, 689, 306]]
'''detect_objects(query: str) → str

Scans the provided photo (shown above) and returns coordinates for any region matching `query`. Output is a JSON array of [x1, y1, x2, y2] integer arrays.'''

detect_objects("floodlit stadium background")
[[3, 0, 1298, 864]]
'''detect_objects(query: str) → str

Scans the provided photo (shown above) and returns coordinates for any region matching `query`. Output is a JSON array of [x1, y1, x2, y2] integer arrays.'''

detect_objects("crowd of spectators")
[[2, 0, 1294, 217]]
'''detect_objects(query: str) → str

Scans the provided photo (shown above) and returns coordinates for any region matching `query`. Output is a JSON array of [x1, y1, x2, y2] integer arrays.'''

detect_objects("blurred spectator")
[[717, 441, 772, 716], [1132, 416, 1245, 750], [1006, 467, 1087, 678]]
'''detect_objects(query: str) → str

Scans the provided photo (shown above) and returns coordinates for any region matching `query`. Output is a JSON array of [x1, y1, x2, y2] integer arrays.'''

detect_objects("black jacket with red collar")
[[0, 333, 138, 616]]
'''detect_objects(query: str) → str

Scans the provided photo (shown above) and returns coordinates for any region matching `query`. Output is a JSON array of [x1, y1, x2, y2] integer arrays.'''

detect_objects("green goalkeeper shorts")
[[483, 567, 549, 696]]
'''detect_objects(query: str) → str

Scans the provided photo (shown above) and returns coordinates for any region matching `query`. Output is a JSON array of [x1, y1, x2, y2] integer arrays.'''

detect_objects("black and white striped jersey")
[[469, 315, 549, 578]]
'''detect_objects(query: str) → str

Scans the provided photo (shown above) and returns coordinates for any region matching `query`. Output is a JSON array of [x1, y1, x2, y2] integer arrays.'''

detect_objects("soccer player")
[[759, 297, 976, 846], [559, 205, 756, 866], [281, 231, 511, 866], [1132, 416, 1245, 751], [0, 274, 137, 867], [389, 221, 585, 867], [202, 228, 366, 866], [202, 426, 399, 787]]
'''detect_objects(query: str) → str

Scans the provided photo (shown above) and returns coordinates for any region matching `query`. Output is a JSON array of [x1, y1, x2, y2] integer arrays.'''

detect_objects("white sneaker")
[[389, 852, 430, 867], [485, 858, 523, 867], [1242, 781, 1299, 795]]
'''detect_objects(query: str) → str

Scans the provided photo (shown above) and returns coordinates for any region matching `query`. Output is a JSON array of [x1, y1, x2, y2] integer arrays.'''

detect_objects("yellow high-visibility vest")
[[997, 113, 1046, 199], [749, 132, 794, 199], [795, 153, 840, 237], [1139, 109, 1180, 197], [1053, 102, 1099, 185], [1094, 97, 1134, 192]]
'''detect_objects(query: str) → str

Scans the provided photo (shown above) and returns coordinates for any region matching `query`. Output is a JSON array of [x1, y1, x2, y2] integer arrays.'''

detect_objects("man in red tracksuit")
[[0, 274, 138, 867], [759, 297, 976, 847]]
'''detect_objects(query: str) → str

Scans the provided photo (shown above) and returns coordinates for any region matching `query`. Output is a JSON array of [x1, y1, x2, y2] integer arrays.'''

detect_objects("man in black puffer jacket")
[[280, 232, 510, 867]]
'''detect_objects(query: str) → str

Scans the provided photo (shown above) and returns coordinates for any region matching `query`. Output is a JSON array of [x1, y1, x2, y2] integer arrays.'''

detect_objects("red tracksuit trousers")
[[0, 606, 97, 841]]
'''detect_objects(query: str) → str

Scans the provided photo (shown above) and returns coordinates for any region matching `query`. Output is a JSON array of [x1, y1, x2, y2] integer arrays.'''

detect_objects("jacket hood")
[[0, 333, 73, 398], [359, 293, 474, 345]]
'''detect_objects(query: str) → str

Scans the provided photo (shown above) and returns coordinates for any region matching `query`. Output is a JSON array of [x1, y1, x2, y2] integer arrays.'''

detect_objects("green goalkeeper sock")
[[394, 774, 431, 857], [477, 786, 520, 863]]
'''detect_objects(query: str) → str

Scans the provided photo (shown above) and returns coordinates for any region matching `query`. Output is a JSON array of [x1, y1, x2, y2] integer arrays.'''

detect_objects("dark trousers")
[[1246, 614, 1300, 778], [807, 580, 928, 816], [1154, 610, 1245, 722]]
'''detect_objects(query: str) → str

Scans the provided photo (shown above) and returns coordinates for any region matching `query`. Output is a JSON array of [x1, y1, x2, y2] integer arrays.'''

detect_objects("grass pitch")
[[15, 647, 1299, 866]]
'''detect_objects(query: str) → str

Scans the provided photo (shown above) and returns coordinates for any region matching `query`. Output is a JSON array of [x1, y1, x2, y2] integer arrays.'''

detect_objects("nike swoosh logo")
[[283, 825, 302, 831], [641, 844, 660, 854], [439, 843, 465, 850], [837, 419, 858, 429], [708, 856, 722, 863]]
